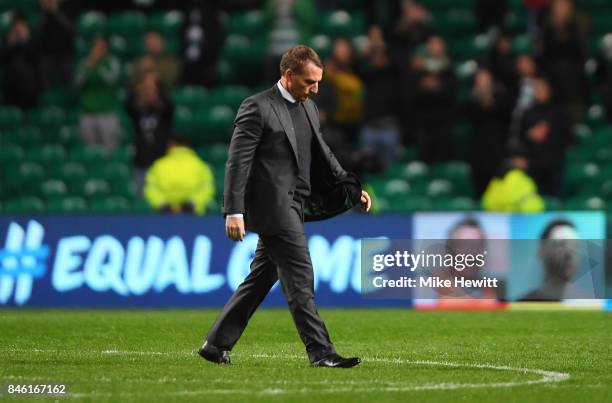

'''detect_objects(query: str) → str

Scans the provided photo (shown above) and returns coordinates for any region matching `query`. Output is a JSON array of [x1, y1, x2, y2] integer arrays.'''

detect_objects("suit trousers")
[[206, 200, 336, 363]]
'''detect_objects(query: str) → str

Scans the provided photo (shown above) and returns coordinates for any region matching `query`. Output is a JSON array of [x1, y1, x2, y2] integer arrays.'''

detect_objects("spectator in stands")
[[323, 38, 364, 143], [465, 68, 513, 196], [484, 33, 517, 93], [125, 71, 174, 195], [538, 0, 588, 124], [509, 54, 539, 145], [513, 77, 572, 196], [595, 34, 612, 123], [131, 30, 181, 92], [0, 13, 43, 109], [386, 0, 433, 69], [180, 0, 223, 86], [403, 35, 457, 163], [74, 36, 121, 150], [38, 0, 75, 89], [144, 137, 215, 215], [358, 34, 401, 170], [475, 0, 508, 33], [524, 0, 550, 37]]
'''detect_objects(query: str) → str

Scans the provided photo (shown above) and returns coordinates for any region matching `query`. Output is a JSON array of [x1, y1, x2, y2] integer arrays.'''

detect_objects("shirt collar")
[[277, 80, 297, 104]]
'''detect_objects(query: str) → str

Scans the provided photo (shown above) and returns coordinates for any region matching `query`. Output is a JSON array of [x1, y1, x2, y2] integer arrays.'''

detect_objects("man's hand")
[[360, 190, 372, 213], [226, 216, 246, 241]]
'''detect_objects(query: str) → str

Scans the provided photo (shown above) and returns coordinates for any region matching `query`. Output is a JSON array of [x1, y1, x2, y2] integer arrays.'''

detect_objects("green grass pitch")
[[1, 309, 611, 402]]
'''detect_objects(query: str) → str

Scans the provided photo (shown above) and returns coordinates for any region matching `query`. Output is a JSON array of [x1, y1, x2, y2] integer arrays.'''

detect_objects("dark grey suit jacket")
[[222, 85, 361, 235]]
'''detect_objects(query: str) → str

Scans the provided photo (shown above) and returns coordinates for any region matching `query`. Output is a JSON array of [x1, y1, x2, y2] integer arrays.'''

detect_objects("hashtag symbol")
[[0, 221, 49, 305]]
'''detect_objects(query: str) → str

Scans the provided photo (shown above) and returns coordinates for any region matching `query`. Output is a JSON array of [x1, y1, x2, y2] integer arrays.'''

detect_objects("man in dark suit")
[[199, 45, 371, 368]]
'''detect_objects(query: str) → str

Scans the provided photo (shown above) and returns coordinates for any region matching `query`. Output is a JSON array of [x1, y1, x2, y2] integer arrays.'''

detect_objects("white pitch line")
[[1, 348, 571, 396]]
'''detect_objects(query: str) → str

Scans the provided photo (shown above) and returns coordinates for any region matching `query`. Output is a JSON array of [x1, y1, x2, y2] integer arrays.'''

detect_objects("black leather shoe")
[[198, 341, 231, 364], [311, 354, 361, 368]]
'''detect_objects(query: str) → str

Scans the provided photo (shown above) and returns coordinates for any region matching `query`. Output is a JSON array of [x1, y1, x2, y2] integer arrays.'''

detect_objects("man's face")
[[285, 61, 323, 102]]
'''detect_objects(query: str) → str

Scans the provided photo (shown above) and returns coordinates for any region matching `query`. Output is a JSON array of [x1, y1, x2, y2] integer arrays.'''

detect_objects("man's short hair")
[[279, 45, 323, 75]]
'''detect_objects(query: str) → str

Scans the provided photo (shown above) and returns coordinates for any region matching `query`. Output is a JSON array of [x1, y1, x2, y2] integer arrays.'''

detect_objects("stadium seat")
[[110, 145, 134, 163], [108, 11, 147, 37], [564, 196, 606, 210], [0, 106, 24, 128], [46, 196, 88, 213], [565, 162, 601, 196], [430, 161, 473, 196], [211, 86, 249, 111], [309, 35, 333, 60], [226, 10, 265, 36], [54, 126, 82, 148], [77, 11, 107, 38], [433, 196, 477, 211], [89, 196, 131, 213], [1, 126, 42, 148], [197, 143, 229, 165], [148, 10, 183, 35], [318, 10, 365, 39], [27, 106, 66, 129], [10, 162, 44, 195], [40, 87, 79, 107], [389, 196, 432, 212], [70, 146, 109, 164], [54, 162, 88, 190], [427, 179, 455, 198], [132, 197, 154, 213], [27, 145, 67, 166], [384, 179, 412, 199], [543, 197, 563, 211], [173, 86, 210, 108], [173, 106, 198, 138], [3, 197, 45, 213], [0, 144, 25, 168], [201, 105, 235, 143], [89, 163, 131, 182], [40, 179, 68, 199], [82, 179, 112, 198]]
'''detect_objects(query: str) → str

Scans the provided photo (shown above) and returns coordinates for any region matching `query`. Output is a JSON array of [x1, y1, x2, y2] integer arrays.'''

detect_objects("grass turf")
[[1, 309, 611, 402]]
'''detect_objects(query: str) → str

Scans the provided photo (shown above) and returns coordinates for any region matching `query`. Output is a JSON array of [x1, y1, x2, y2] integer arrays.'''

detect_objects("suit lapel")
[[268, 87, 299, 164], [303, 100, 323, 145]]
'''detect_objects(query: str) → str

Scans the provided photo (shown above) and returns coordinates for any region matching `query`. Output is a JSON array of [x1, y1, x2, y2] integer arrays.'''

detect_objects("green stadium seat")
[[565, 162, 601, 196], [211, 86, 249, 111], [70, 145, 109, 164], [512, 34, 533, 55], [132, 197, 154, 213], [384, 179, 411, 199], [27, 106, 66, 129], [40, 179, 68, 198], [53, 126, 81, 147], [564, 196, 606, 211], [77, 11, 107, 38], [226, 10, 265, 36], [390, 196, 432, 212], [46, 196, 88, 213], [0, 144, 25, 168], [7, 162, 44, 195], [1, 126, 42, 148], [430, 161, 473, 196], [318, 10, 365, 39], [216, 59, 239, 85], [586, 104, 606, 129], [201, 105, 235, 143], [373, 195, 391, 213], [27, 144, 67, 165], [110, 145, 134, 163], [543, 197, 563, 211], [89, 196, 131, 213], [173, 86, 210, 108], [82, 179, 112, 198], [197, 143, 229, 165], [309, 35, 333, 60], [3, 197, 44, 213], [0, 106, 24, 128], [173, 106, 198, 138], [40, 87, 79, 107], [427, 179, 455, 198], [433, 196, 477, 211], [90, 163, 131, 182], [108, 11, 147, 37], [148, 10, 183, 35], [110, 180, 136, 199], [54, 162, 88, 190]]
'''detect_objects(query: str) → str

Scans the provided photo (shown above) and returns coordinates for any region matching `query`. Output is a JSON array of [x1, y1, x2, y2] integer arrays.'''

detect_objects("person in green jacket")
[[144, 138, 215, 215], [74, 36, 121, 150]]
